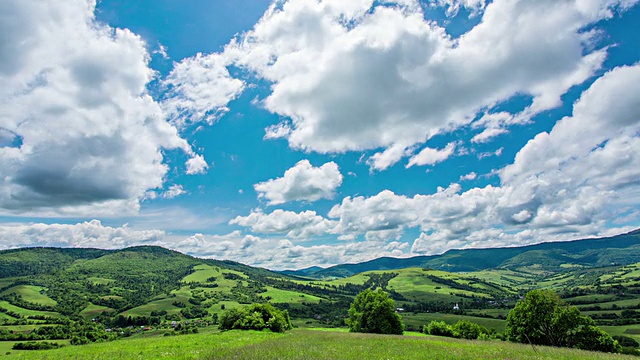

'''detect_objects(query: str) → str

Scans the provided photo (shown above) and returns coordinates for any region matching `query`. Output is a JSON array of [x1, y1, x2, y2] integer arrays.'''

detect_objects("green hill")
[[296, 229, 640, 278], [3, 237, 640, 355]]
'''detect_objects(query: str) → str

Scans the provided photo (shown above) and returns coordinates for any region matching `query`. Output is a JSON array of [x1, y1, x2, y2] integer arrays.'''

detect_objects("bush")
[[219, 303, 292, 333], [12, 341, 62, 350], [620, 346, 640, 356], [452, 320, 489, 340], [425, 321, 454, 337], [613, 335, 639, 348], [572, 324, 620, 353]]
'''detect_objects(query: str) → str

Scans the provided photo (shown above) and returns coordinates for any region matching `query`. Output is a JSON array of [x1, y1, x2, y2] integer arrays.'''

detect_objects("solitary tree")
[[506, 289, 619, 353], [347, 288, 404, 335], [505, 289, 563, 346]]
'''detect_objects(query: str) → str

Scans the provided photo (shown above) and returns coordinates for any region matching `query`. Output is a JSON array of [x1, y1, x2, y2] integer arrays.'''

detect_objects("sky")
[[0, 0, 639, 270]]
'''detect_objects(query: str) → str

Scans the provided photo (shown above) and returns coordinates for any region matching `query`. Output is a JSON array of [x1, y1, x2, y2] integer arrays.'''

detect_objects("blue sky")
[[0, 0, 639, 269]]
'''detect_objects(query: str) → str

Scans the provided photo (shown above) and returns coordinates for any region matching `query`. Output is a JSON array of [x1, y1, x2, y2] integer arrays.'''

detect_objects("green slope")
[[301, 229, 640, 278]]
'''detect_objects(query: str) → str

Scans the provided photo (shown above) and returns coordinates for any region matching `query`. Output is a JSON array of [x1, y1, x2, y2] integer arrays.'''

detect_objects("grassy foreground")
[[2, 329, 636, 360]]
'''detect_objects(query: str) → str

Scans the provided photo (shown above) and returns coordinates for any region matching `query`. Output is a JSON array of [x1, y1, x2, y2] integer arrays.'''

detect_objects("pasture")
[[1, 329, 632, 360]]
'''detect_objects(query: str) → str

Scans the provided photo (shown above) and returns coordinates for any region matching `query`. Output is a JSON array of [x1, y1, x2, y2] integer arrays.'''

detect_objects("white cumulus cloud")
[[407, 142, 457, 168], [327, 64, 640, 256], [254, 160, 343, 205], [0, 0, 204, 216], [0, 220, 165, 250], [230, 208, 338, 239], [162, 53, 245, 128], [206, 0, 626, 169]]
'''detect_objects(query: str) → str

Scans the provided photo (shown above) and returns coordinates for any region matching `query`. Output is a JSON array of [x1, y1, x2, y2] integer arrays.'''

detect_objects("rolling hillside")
[[288, 229, 640, 278], [3, 235, 640, 352]]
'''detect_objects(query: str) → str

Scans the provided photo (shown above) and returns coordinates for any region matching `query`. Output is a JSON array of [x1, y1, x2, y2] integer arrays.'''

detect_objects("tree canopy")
[[219, 303, 293, 333], [505, 289, 619, 353], [346, 288, 403, 335]]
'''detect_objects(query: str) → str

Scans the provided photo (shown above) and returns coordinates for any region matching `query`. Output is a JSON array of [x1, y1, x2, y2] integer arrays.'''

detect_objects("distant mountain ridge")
[[286, 229, 640, 278]]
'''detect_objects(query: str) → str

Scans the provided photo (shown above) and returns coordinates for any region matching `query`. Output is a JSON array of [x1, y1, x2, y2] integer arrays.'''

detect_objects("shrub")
[[613, 335, 639, 348], [12, 341, 62, 350], [425, 321, 454, 337], [572, 324, 620, 353], [620, 346, 640, 356], [452, 320, 489, 340]]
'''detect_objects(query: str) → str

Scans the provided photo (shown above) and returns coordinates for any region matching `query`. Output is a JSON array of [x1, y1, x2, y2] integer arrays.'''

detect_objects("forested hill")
[[0, 245, 276, 279], [289, 229, 640, 278], [0, 246, 292, 318]]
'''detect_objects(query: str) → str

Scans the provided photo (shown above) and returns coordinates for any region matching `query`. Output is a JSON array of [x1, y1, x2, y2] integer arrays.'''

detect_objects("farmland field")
[[0, 301, 60, 318], [0, 286, 56, 306]]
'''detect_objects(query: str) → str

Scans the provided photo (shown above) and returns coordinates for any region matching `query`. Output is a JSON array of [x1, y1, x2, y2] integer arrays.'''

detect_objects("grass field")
[[386, 268, 488, 301], [601, 324, 640, 341], [0, 340, 70, 356], [465, 308, 510, 318], [0, 286, 57, 306], [121, 297, 183, 317], [0, 329, 633, 360], [262, 287, 323, 304], [0, 324, 48, 332], [0, 278, 22, 291], [79, 303, 114, 319], [577, 298, 640, 310], [401, 312, 507, 332], [182, 264, 219, 283], [0, 312, 15, 320], [0, 301, 60, 318]]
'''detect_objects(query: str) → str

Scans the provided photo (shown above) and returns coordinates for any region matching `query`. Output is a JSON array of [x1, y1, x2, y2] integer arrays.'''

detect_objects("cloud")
[[327, 64, 640, 256], [471, 128, 508, 144], [0, 0, 203, 216], [406, 142, 457, 168], [367, 144, 414, 171], [162, 185, 187, 199], [478, 147, 503, 159], [254, 160, 343, 205], [431, 0, 487, 17], [328, 190, 418, 235], [186, 154, 209, 175], [187, 0, 628, 170], [264, 123, 292, 140], [0, 220, 164, 250], [3, 219, 633, 270], [229, 208, 338, 239], [459, 172, 477, 181], [161, 53, 245, 128], [173, 231, 413, 270]]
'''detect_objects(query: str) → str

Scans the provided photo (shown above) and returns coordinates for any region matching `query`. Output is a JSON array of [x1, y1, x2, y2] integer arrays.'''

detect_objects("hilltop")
[[285, 229, 640, 278]]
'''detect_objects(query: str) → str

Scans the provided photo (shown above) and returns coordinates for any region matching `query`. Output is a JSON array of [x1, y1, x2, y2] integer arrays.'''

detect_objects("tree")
[[505, 289, 560, 346], [506, 290, 619, 353], [346, 289, 403, 335], [218, 303, 292, 333]]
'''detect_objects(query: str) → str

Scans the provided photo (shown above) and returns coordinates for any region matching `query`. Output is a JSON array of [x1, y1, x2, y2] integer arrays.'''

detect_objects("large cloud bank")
[[0, 0, 205, 216]]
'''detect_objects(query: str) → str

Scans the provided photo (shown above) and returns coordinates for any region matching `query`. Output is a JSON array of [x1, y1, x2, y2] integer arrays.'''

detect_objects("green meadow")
[[0, 301, 60, 318], [1, 329, 633, 360], [0, 286, 56, 307]]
